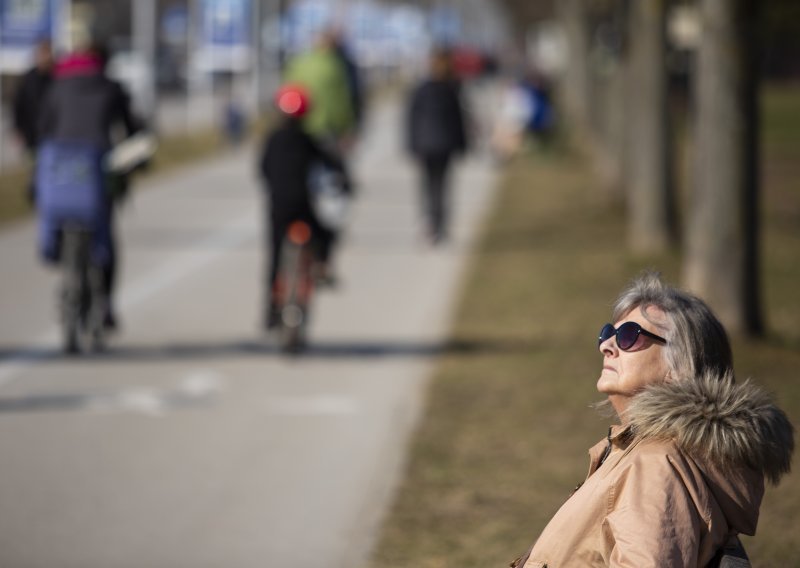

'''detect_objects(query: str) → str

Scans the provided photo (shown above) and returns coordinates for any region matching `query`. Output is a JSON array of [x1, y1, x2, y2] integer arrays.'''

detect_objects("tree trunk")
[[684, 0, 762, 335], [591, 2, 628, 200], [625, 0, 676, 253], [557, 0, 591, 132]]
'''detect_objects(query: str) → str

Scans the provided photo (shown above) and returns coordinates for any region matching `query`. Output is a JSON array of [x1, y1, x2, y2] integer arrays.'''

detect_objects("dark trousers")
[[419, 154, 451, 240]]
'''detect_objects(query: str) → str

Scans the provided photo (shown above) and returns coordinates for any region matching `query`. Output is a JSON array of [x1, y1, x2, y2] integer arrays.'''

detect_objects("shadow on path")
[[0, 336, 537, 365]]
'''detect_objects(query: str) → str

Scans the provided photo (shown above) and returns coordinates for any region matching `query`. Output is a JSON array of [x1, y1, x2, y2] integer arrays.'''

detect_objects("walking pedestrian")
[[510, 272, 794, 567], [12, 38, 54, 205], [330, 29, 365, 136], [284, 28, 356, 152], [406, 47, 468, 245]]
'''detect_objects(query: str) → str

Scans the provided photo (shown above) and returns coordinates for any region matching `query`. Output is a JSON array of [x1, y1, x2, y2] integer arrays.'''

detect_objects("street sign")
[[195, 0, 251, 72], [202, 0, 249, 46], [0, 0, 57, 47], [0, 0, 60, 71]]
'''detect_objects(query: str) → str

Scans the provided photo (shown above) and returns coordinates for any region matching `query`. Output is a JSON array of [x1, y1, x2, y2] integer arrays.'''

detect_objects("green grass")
[[369, 84, 800, 567], [0, 165, 31, 226]]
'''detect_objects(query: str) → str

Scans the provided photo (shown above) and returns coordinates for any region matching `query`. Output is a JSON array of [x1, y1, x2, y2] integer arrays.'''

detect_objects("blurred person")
[[490, 76, 532, 161], [331, 29, 366, 135], [406, 47, 468, 245], [490, 69, 556, 161], [37, 40, 144, 331], [283, 28, 356, 152], [12, 38, 54, 204], [510, 272, 794, 567], [520, 69, 556, 147], [221, 86, 247, 147], [259, 84, 351, 331]]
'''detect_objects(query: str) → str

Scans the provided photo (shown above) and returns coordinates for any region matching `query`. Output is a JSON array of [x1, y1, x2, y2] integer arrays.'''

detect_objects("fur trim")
[[625, 372, 794, 485]]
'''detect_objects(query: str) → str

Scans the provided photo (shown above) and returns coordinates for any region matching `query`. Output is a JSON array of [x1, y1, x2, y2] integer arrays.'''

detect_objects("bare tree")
[[625, 0, 676, 253], [586, 1, 629, 200], [557, 0, 592, 131], [683, 0, 762, 335]]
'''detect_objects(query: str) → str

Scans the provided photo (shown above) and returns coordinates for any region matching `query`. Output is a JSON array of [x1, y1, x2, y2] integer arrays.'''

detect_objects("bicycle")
[[272, 221, 317, 354]]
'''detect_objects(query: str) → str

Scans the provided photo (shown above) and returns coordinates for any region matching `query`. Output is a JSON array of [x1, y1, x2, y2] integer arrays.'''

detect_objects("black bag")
[[708, 536, 750, 568]]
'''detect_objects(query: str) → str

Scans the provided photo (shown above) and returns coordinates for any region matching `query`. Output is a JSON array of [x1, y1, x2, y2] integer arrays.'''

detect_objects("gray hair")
[[612, 271, 733, 383]]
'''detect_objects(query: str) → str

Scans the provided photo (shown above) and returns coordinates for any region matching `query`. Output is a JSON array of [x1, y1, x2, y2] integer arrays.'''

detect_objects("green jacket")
[[284, 48, 355, 140]]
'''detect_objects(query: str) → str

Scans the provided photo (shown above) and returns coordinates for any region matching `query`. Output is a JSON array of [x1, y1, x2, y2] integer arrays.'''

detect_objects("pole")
[[187, 0, 198, 133], [59, 0, 73, 53], [277, 0, 287, 72], [251, 0, 262, 116], [0, 10, 5, 170], [133, 0, 157, 127]]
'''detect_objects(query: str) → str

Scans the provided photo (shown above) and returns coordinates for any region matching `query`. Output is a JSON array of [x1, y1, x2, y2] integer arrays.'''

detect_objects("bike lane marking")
[[0, 211, 256, 389]]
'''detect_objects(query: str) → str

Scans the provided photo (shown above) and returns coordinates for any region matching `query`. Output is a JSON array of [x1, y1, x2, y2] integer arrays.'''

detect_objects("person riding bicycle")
[[259, 84, 351, 331], [37, 41, 143, 331]]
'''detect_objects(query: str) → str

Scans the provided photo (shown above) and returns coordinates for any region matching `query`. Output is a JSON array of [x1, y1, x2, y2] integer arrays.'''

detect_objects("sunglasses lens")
[[616, 322, 641, 350], [598, 324, 616, 346]]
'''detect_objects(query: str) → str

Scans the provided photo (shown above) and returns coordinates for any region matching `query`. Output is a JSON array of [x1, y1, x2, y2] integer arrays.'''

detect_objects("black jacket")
[[39, 60, 139, 150], [12, 67, 52, 150], [406, 78, 467, 158], [259, 119, 349, 224]]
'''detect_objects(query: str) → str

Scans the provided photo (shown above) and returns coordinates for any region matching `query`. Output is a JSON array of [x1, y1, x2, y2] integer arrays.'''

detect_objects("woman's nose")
[[599, 336, 617, 355]]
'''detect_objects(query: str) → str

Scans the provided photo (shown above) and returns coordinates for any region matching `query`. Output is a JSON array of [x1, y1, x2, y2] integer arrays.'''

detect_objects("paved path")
[[0, 90, 497, 567]]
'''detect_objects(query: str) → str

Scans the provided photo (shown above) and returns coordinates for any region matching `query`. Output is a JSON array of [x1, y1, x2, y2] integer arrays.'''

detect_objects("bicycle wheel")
[[277, 222, 314, 354]]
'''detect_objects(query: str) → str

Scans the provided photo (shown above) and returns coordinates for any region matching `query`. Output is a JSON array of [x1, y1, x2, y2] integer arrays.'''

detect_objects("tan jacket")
[[513, 374, 794, 568]]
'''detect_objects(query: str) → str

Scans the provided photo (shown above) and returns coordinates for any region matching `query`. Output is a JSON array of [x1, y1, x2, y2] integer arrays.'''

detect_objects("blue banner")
[[201, 0, 250, 47], [0, 0, 58, 48]]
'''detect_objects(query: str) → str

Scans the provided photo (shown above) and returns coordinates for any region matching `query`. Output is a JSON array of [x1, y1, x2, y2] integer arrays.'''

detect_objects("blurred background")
[[1, 0, 511, 164]]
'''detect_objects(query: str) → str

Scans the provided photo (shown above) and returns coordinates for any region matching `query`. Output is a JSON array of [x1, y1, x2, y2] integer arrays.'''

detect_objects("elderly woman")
[[512, 273, 794, 567]]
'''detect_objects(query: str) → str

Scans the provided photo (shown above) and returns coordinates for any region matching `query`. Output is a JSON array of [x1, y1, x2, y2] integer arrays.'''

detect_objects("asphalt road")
[[0, 90, 497, 568]]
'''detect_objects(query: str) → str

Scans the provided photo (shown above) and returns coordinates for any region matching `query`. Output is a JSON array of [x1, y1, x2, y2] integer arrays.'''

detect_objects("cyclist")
[[37, 41, 143, 331], [258, 84, 351, 331]]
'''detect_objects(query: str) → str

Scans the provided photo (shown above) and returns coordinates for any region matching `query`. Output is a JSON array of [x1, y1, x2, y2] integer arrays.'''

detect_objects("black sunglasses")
[[598, 322, 667, 351]]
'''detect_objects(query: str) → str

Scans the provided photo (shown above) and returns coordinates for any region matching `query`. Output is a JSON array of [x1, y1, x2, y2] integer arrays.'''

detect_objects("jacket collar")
[[54, 53, 102, 79], [623, 372, 793, 485]]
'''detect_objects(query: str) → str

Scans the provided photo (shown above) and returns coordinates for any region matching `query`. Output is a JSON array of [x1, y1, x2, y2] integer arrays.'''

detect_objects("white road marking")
[[84, 370, 227, 416], [263, 395, 359, 416], [177, 369, 227, 397]]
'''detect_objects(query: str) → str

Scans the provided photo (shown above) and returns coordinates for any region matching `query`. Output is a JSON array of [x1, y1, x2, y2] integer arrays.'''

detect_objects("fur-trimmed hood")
[[626, 372, 794, 485], [624, 372, 794, 536]]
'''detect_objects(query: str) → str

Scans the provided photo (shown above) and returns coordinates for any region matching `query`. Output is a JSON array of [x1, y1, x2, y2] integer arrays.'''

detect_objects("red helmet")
[[274, 84, 311, 118]]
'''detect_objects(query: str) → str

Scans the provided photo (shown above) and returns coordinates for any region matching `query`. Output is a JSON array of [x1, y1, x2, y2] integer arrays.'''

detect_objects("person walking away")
[[12, 39, 54, 205], [37, 41, 143, 331], [331, 29, 366, 136], [221, 86, 247, 147], [284, 28, 356, 153], [259, 84, 351, 331], [406, 47, 468, 245]]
